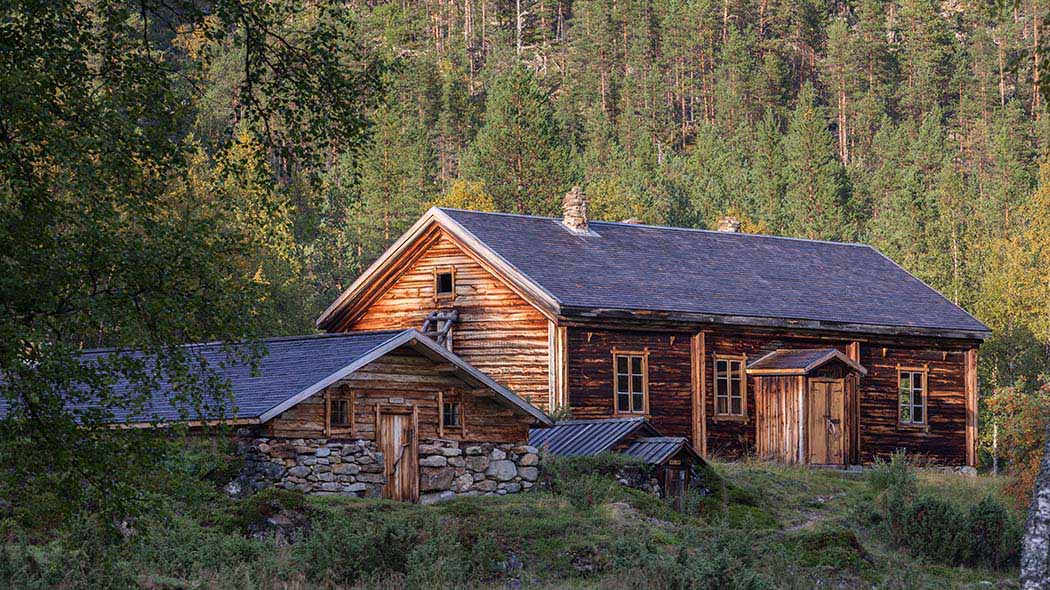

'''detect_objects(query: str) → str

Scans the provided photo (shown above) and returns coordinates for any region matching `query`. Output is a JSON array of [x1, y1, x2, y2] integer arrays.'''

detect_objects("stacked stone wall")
[[237, 436, 539, 503]]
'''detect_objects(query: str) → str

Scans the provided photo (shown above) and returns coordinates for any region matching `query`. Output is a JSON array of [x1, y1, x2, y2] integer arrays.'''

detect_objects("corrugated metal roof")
[[528, 417, 657, 456], [623, 437, 695, 465]]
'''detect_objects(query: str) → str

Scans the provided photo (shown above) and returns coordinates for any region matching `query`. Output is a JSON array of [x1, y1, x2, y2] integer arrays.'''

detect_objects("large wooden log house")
[[319, 190, 990, 467]]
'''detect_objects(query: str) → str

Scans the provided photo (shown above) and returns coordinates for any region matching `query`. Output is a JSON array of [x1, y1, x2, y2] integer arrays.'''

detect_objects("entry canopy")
[[746, 348, 867, 377]]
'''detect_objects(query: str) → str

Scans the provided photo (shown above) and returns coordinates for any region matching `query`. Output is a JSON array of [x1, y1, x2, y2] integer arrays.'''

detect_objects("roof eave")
[[257, 330, 553, 427], [559, 306, 990, 341]]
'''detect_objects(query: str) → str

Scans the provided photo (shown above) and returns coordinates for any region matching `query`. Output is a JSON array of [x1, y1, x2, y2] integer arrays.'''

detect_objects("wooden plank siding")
[[566, 324, 974, 465], [754, 375, 804, 464], [859, 345, 968, 465], [262, 352, 531, 443], [567, 328, 695, 441], [343, 230, 552, 412]]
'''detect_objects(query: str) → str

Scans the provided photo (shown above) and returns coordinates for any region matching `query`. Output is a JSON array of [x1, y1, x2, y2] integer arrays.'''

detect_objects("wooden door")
[[378, 406, 418, 502], [807, 380, 846, 466]]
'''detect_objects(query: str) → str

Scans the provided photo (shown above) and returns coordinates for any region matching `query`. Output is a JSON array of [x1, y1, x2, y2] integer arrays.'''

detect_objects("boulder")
[[315, 447, 332, 458], [331, 463, 360, 475], [439, 447, 463, 457], [420, 455, 448, 468], [473, 479, 497, 492], [466, 455, 490, 472], [420, 491, 456, 505], [519, 453, 539, 466], [491, 448, 507, 461], [420, 467, 455, 492], [519, 467, 539, 482], [287, 466, 311, 478], [486, 460, 517, 482], [465, 446, 484, 456]]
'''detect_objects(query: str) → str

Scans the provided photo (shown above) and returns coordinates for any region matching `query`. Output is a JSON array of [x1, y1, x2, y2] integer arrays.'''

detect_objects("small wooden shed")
[[748, 349, 867, 466], [528, 417, 704, 501]]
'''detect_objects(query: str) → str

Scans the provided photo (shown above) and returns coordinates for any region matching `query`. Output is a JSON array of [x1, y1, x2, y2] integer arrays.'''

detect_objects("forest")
[[3, 0, 1050, 540]]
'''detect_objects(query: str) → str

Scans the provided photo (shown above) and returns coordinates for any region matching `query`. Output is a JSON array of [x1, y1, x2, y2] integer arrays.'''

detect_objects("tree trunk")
[[1022, 424, 1050, 589]]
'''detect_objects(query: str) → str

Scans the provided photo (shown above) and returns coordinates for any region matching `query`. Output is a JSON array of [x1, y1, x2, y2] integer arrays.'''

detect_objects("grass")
[[0, 456, 1024, 589]]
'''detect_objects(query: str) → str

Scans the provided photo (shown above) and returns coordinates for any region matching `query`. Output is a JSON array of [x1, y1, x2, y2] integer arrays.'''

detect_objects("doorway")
[[807, 379, 846, 466], [377, 405, 418, 502]]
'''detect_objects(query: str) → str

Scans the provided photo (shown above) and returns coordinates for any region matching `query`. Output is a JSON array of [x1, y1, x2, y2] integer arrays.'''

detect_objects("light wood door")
[[378, 406, 418, 502], [807, 379, 846, 466]]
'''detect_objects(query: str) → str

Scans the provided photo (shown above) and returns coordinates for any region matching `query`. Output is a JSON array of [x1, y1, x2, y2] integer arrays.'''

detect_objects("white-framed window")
[[898, 368, 927, 425], [714, 355, 747, 417], [614, 353, 648, 414]]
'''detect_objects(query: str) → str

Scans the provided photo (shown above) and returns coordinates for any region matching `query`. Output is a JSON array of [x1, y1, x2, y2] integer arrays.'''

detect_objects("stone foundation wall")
[[236, 436, 539, 503]]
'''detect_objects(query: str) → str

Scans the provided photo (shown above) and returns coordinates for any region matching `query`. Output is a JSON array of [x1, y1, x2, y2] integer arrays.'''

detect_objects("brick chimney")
[[717, 216, 741, 233], [562, 186, 589, 233]]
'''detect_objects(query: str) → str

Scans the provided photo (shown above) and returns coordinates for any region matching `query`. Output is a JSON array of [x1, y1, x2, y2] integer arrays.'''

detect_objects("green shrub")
[[868, 451, 917, 497], [967, 495, 1021, 570], [897, 494, 970, 565]]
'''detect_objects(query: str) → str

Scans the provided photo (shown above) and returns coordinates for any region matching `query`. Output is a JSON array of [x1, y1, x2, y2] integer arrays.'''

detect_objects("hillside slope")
[[0, 456, 1021, 589]]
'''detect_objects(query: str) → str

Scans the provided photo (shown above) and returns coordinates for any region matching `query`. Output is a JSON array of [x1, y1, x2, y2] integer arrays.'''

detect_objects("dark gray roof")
[[3, 330, 552, 426], [747, 348, 867, 376], [528, 417, 658, 456], [439, 209, 990, 338], [623, 437, 699, 465]]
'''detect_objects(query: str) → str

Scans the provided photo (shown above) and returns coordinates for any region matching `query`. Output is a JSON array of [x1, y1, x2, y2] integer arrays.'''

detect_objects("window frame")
[[438, 390, 465, 437], [433, 267, 456, 301], [612, 351, 649, 415], [897, 366, 928, 426], [325, 389, 354, 436], [713, 354, 748, 420]]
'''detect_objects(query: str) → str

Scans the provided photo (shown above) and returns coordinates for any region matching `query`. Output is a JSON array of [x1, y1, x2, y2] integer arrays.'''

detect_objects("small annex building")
[[31, 330, 552, 503], [748, 349, 867, 466], [529, 417, 703, 500]]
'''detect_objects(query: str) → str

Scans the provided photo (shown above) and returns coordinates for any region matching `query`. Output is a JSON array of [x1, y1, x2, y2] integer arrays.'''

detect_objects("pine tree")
[[461, 65, 574, 214], [782, 82, 852, 240]]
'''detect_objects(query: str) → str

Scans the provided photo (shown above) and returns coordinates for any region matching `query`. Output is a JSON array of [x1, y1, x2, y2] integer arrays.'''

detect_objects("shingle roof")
[[623, 437, 699, 465], [747, 348, 867, 376], [528, 417, 658, 456], [3, 330, 552, 426], [438, 208, 989, 338]]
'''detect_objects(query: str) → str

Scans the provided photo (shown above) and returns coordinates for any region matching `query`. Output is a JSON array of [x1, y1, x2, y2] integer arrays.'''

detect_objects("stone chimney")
[[562, 186, 588, 233], [717, 216, 742, 233]]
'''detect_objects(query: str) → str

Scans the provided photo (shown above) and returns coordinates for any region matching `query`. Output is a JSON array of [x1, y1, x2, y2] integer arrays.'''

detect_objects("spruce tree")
[[461, 65, 574, 214], [782, 82, 852, 240]]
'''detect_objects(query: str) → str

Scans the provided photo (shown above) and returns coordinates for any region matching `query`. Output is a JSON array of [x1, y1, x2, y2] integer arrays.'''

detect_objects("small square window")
[[331, 399, 350, 427], [714, 355, 746, 418], [442, 402, 461, 428], [436, 271, 454, 297]]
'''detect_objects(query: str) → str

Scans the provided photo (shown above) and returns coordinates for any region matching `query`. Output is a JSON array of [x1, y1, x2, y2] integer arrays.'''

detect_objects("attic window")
[[435, 269, 455, 299]]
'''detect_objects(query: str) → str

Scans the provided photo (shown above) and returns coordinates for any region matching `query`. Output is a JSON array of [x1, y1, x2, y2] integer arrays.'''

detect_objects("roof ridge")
[[437, 207, 872, 249]]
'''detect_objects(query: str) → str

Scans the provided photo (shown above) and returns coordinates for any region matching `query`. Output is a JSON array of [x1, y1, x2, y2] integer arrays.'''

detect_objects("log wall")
[[344, 230, 552, 411], [262, 351, 531, 444], [567, 328, 695, 440], [566, 324, 974, 465]]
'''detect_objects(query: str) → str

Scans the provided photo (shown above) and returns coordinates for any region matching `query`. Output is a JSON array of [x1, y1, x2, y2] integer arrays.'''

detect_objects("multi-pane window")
[[614, 354, 647, 414], [899, 369, 927, 425], [442, 401, 461, 428], [330, 398, 350, 427], [714, 356, 746, 417]]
